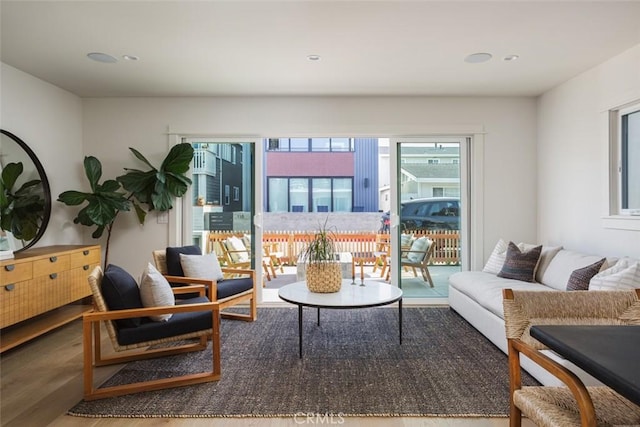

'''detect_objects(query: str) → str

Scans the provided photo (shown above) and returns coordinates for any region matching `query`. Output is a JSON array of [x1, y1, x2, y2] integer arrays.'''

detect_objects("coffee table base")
[[295, 301, 402, 359]]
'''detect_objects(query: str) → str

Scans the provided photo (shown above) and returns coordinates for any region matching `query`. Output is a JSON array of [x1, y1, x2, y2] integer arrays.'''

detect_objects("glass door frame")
[[389, 136, 475, 304], [170, 135, 266, 303]]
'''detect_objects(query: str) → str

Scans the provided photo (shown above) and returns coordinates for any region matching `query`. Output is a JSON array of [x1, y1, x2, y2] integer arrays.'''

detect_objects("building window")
[[224, 185, 230, 205], [611, 100, 640, 216], [267, 177, 353, 212], [233, 186, 240, 201], [265, 138, 355, 153], [433, 187, 444, 197], [428, 159, 440, 164]]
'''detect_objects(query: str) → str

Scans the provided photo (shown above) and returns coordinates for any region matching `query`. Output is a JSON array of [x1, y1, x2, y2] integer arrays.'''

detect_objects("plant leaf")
[[128, 147, 156, 170], [84, 156, 103, 193], [161, 143, 194, 175], [1, 162, 23, 190]]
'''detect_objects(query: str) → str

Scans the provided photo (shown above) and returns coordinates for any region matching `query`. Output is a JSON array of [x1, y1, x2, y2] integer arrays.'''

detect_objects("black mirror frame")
[[0, 129, 52, 253]]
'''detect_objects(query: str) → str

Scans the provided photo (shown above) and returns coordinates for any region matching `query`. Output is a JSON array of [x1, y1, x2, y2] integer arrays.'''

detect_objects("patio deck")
[[262, 264, 460, 299]]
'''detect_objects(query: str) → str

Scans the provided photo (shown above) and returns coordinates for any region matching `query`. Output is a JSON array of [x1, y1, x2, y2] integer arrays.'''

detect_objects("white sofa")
[[448, 242, 638, 386]]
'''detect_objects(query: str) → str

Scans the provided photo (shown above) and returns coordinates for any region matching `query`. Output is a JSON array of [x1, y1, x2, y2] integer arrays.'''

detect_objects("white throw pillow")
[[589, 258, 640, 290], [407, 237, 431, 263], [482, 239, 509, 274], [180, 252, 224, 282], [139, 263, 175, 321], [226, 236, 249, 263]]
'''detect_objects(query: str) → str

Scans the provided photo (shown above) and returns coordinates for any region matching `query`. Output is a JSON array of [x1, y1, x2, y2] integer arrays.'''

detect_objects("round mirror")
[[0, 129, 51, 254]]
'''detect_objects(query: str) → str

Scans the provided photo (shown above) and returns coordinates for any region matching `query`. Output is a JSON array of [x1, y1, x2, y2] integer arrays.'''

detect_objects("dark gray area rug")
[[69, 307, 538, 418]]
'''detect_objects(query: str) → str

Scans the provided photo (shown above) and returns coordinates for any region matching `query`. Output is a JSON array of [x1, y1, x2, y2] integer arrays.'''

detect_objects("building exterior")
[[264, 138, 379, 213]]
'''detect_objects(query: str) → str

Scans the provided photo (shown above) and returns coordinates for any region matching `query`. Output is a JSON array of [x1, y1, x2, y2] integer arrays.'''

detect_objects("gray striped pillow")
[[497, 242, 542, 282]]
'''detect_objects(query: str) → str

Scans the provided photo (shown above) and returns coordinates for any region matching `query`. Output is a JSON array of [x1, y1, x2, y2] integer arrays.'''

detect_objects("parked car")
[[380, 197, 460, 232]]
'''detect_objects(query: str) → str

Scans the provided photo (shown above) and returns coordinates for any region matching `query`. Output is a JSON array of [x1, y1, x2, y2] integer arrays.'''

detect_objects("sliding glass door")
[[389, 137, 469, 301]]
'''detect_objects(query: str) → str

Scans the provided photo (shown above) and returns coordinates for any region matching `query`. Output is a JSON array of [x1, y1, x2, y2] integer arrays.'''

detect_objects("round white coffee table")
[[278, 280, 403, 358]]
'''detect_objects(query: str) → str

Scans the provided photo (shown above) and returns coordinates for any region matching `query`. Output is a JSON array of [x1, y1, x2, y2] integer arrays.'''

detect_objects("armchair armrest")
[[84, 301, 220, 322], [507, 338, 597, 426]]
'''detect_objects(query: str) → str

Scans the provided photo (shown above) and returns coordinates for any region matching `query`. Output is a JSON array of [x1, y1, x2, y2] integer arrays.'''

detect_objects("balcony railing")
[[206, 230, 460, 266], [192, 148, 217, 175]]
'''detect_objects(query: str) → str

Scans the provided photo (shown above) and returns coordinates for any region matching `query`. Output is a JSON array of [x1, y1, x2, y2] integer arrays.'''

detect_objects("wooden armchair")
[[503, 288, 640, 427], [152, 246, 257, 322], [83, 266, 221, 400], [399, 236, 435, 287]]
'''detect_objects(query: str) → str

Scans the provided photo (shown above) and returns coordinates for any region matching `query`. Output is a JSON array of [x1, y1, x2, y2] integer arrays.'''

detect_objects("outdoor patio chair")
[[399, 236, 435, 287], [502, 288, 640, 427], [83, 265, 221, 400], [152, 245, 257, 321]]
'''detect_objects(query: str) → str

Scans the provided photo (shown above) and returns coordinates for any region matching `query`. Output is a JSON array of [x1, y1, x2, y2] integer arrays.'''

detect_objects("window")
[[233, 186, 240, 201], [267, 177, 353, 212], [224, 185, 230, 205], [265, 138, 355, 152], [611, 101, 640, 217], [433, 187, 444, 197]]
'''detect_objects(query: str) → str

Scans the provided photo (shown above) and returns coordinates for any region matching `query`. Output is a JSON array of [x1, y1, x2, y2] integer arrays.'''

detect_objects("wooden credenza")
[[0, 245, 101, 353]]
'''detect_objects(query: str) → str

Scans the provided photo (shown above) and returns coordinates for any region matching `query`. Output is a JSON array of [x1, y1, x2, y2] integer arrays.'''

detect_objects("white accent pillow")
[[589, 258, 640, 290], [482, 239, 509, 274], [139, 263, 175, 321], [407, 237, 431, 263], [180, 252, 224, 282], [226, 236, 249, 263]]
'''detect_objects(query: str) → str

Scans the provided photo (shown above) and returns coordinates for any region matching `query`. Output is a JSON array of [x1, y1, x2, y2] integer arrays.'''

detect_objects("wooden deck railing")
[[207, 230, 461, 266]]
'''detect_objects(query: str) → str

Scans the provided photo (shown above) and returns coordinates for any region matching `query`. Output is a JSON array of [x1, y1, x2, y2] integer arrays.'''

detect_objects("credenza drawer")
[[70, 247, 101, 269], [33, 255, 71, 277], [0, 262, 33, 286]]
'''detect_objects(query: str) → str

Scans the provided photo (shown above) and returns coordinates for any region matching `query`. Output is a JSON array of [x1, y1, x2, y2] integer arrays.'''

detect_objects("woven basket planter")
[[305, 262, 342, 293]]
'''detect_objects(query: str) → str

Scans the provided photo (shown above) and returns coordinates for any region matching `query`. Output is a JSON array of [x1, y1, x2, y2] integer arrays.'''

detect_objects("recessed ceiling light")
[[307, 55, 321, 61], [503, 54, 519, 62], [87, 52, 118, 63], [122, 55, 139, 61], [464, 53, 492, 64]]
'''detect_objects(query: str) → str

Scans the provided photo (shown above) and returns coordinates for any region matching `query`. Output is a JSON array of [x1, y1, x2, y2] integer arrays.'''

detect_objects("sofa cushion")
[[566, 258, 606, 291], [449, 271, 550, 319], [540, 250, 610, 291], [589, 258, 640, 290], [497, 242, 542, 282], [139, 263, 175, 322], [101, 264, 144, 329]]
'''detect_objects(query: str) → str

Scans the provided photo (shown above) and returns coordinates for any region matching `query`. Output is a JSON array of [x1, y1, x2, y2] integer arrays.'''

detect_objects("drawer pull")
[[4, 265, 15, 272], [49, 256, 58, 263], [49, 273, 58, 279], [4, 284, 15, 291], [83, 250, 90, 255], [83, 265, 90, 271]]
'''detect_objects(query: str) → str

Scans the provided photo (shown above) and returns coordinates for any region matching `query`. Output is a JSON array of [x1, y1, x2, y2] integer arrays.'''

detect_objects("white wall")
[[82, 96, 537, 274], [0, 63, 84, 247], [537, 44, 640, 258]]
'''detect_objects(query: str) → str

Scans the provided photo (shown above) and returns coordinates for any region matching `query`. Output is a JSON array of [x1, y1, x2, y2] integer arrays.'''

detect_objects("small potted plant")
[[300, 220, 342, 293]]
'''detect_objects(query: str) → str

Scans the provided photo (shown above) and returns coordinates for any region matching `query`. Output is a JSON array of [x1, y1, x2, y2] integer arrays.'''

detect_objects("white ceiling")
[[2, 1, 640, 98]]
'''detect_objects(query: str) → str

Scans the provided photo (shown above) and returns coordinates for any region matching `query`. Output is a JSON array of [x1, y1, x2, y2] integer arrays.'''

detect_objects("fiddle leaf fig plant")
[[0, 162, 46, 242], [57, 143, 194, 266]]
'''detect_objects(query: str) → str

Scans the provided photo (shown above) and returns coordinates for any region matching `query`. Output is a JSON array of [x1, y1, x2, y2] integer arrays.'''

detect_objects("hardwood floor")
[[1, 318, 535, 427]]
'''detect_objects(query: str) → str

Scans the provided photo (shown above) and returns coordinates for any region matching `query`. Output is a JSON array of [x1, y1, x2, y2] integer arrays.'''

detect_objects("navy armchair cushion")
[[166, 245, 202, 277], [217, 277, 253, 299], [116, 296, 213, 346], [101, 264, 144, 329]]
